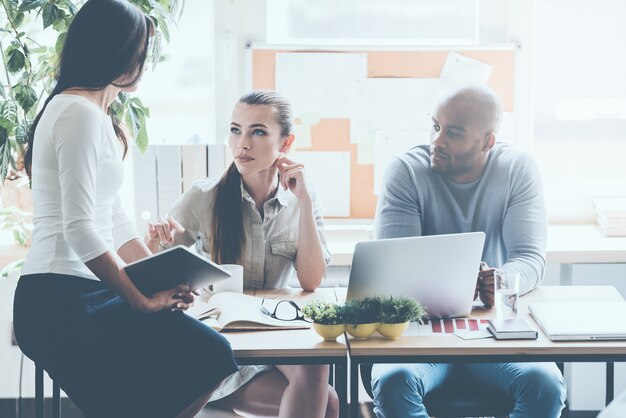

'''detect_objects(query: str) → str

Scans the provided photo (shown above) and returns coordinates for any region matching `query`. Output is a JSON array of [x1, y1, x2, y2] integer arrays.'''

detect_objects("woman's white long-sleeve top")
[[22, 94, 140, 280]]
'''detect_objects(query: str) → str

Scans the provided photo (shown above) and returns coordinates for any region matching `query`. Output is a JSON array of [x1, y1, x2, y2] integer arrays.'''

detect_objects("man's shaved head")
[[437, 85, 503, 135]]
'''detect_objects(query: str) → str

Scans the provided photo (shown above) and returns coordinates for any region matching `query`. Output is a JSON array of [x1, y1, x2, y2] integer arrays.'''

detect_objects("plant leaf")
[[1, 259, 25, 278], [6, 48, 26, 73], [58, 0, 78, 15], [16, 120, 30, 144], [52, 15, 68, 32], [0, 138, 11, 185], [55, 32, 67, 55], [42, 3, 62, 30], [12, 84, 38, 113], [18, 0, 46, 15], [136, 124, 149, 152], [13, 228, 27, 246], [13, 12, 25, 27]]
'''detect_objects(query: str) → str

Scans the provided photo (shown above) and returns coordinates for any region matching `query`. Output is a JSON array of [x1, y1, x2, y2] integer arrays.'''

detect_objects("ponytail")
[[211, 162, 245, 264]]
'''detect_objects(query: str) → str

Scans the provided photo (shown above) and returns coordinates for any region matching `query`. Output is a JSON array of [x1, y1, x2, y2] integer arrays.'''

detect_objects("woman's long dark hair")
[[24, 0, 152, 178], [211, 90, 294, 265]]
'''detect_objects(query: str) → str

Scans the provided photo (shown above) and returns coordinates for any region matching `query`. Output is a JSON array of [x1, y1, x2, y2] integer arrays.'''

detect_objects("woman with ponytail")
[[145, 90, 338, 418], [13, 1, 237, 417]]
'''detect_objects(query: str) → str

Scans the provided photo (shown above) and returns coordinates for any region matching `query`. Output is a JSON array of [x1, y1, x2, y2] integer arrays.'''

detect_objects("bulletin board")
[[250, 47, 516, 218]]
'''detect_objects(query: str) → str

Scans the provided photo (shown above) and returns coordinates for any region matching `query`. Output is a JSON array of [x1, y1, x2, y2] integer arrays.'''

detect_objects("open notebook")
[[186, 292, 311, 332]]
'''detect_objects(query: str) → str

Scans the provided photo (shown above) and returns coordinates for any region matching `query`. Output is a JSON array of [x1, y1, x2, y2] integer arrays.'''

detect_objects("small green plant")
[[344, 297, 381, 324], [302, 301, 345, 325], [378, 296, 426, 324]]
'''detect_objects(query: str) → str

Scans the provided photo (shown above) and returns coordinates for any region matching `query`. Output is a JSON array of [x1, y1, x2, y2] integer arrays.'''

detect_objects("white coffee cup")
[[212, 264, 244, 293]]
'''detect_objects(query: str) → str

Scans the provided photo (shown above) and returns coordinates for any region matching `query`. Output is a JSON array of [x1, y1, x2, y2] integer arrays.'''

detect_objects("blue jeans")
[[371, 362, 566, 418]]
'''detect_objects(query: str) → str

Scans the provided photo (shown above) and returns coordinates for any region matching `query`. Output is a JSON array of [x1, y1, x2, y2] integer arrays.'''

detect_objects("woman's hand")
[[145, 217, 185, 253], [137, 284, 196, 313], [273, 156, 310, 202]]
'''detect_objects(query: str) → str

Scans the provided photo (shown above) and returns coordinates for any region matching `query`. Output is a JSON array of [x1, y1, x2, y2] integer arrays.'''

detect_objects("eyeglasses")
[[261, 299, 310, 322]]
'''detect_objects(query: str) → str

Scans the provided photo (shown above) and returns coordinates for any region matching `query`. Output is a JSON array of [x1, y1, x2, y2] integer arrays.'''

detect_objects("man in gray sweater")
[[371, 86, 566, 418]]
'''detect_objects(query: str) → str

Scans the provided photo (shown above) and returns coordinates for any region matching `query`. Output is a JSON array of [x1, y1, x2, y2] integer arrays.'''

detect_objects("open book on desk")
[[186, 292, 311, 332]]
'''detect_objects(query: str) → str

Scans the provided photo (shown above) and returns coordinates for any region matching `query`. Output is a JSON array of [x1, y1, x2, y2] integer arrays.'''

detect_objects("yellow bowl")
[[312, 323, 345, 341], [377, 322, 410, 339], [346, 323, 378, 340]]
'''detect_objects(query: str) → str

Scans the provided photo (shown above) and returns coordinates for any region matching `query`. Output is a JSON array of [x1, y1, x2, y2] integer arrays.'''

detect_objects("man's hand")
[[474, 262, 496, 307]]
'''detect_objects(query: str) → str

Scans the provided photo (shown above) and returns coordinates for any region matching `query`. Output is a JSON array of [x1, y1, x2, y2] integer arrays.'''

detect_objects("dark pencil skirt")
[[13, 274, 238, 418]]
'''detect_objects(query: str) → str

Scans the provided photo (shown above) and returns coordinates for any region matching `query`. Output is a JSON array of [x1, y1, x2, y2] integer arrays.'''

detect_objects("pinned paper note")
[[292, 123, 313, 150], [276, 53, 367, 119], [293, 151, 351, 217], [440, 52, 493, 88], [299, 111, 321, 126], [357, 142, 375, 165], [497, 112, 515, 143], [350, 78, 444, 144], [373, 131, 427, 194]]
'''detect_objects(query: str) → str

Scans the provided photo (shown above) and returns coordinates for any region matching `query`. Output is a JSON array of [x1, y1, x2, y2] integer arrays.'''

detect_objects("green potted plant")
[[344, 297, 381, 340], [377, 296, 426, 339], [302, 300, 345, 341]]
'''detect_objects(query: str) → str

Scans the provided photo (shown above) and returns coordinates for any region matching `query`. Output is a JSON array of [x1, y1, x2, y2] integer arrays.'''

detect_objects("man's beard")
[[431, 142, 482, 178]]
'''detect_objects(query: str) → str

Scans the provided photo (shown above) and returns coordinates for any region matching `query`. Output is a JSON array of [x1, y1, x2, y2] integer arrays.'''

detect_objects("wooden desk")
[[346, 286, 626, 418], [221, 288, 348, 416]]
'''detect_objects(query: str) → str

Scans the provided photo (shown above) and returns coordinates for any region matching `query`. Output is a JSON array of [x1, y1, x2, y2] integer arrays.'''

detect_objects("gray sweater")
[[374, 143, 547, 295]]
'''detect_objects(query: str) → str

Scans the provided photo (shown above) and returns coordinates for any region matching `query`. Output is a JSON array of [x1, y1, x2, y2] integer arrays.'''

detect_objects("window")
[[138, 0, 214, 145], [534, 0, 626, 222], [267, 0, 482, 45]]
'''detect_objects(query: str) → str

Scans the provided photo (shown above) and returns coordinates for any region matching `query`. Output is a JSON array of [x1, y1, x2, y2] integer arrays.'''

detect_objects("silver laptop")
[[346, 232, 485, 318], [529, 302, 626, 341]]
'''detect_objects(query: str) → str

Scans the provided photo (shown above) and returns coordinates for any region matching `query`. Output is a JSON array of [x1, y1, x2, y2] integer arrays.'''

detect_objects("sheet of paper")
[[373, 130, 428, 194], [293, 151, 351, 217], [349, 78, 445, 143], [439, 51, 493, 88], [455, 329, 494, 340], [497, 112, 515, 143], [276, 52, 367, 119], [357, 142, 375, 165], [292, 123, 313, 150]]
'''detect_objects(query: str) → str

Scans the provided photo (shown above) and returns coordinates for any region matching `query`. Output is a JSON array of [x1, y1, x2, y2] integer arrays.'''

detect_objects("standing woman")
[[146, 90, 339, 418], [13, 1, 237, 417]]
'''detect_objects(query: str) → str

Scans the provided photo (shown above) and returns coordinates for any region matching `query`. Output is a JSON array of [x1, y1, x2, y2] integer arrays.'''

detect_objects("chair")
[[35, 364, 62, 418], [359, 364, 515, 418]]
